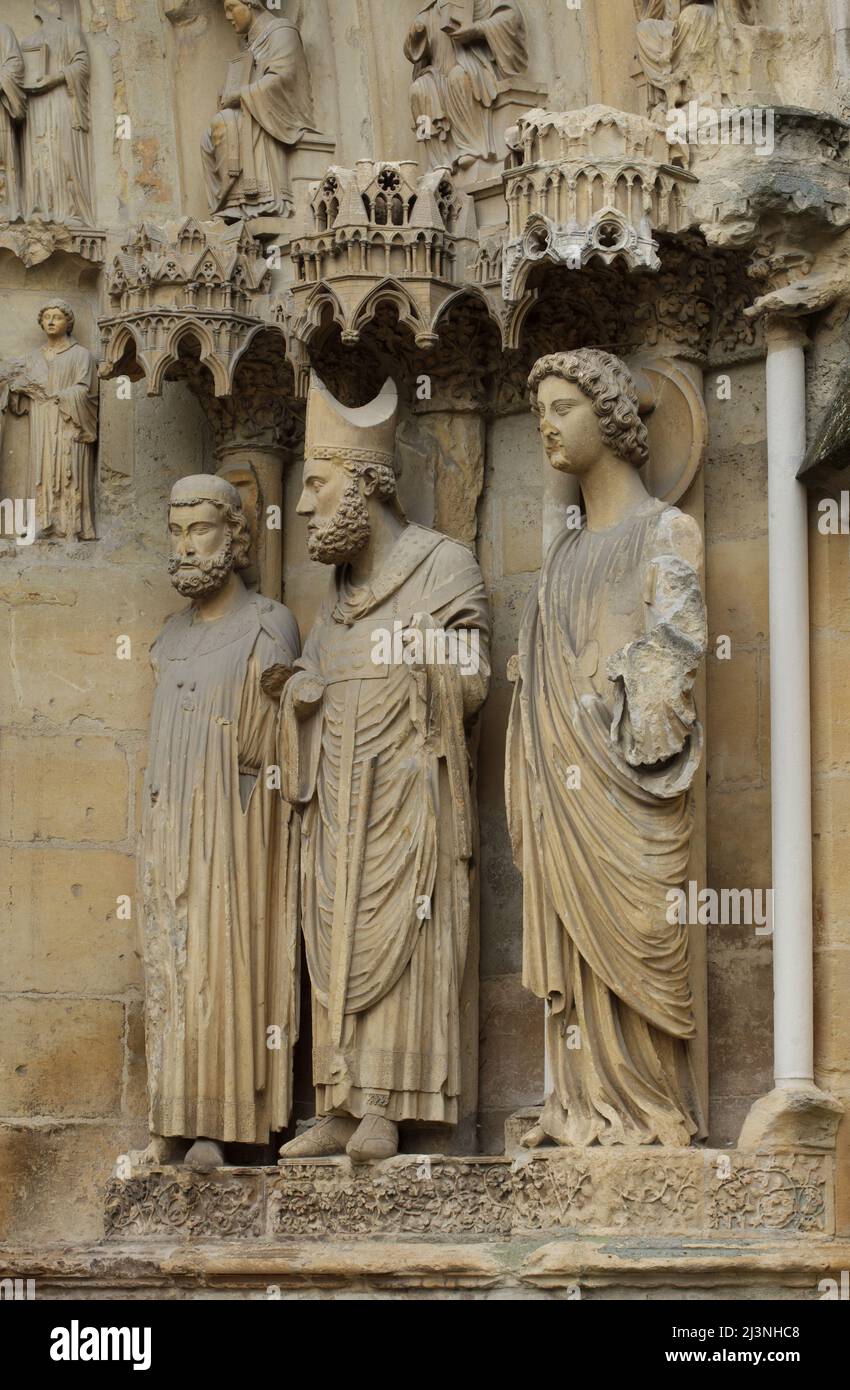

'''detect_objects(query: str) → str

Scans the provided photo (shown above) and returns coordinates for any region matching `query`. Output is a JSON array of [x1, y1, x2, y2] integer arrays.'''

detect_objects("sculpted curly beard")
[[168, 534, 234, 596], [307, 479, 372, 565]]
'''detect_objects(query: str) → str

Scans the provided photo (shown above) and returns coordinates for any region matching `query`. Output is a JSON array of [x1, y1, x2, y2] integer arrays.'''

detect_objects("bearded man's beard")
[[168, 534, 234, 596], [307, 480, 371, 565]]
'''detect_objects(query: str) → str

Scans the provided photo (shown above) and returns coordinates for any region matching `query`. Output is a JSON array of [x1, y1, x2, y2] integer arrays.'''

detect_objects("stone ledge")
[[2, 1236, 849, 1298], [103, 1148, 833, 1242]]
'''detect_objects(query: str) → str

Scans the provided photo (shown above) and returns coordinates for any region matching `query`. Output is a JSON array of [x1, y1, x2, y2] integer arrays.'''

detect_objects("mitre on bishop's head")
[[305, 372, 399, 469]]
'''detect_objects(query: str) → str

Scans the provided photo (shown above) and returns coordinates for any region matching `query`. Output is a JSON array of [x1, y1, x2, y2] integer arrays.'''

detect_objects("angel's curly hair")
[[527, 349, 649, 471]]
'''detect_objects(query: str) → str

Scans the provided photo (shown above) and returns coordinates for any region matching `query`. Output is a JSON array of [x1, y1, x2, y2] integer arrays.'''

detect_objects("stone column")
[[216, 443, 288, 602], [740, 316, 842, 1150], [409, 390, 488, 1154]]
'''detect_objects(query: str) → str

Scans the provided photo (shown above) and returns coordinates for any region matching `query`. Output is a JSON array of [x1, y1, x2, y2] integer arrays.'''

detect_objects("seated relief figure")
[[636, 0, 756, 110], [202, 0, 316, 221], [506, 351, 708, 1149], [405, 0, 528, 170], [139, 475, 301, 1170], [4, 298, 98, 540], [19, 0, 94, 226], [0, 22, 26, 222], [279, 375, 490, 1162]]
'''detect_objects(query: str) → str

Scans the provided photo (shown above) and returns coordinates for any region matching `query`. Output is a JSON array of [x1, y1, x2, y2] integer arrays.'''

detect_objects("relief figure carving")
[[202, 0, 317, 222], [405, 0, 528, 170]]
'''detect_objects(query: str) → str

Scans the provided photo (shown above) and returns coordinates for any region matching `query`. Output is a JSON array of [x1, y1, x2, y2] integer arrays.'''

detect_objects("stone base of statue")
[[0, 1147, 841, 1298], [102, 1146, 835, 1243]]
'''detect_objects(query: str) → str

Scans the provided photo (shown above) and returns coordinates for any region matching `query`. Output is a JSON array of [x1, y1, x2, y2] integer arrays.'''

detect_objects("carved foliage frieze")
[[103, 1151, 831, 1241]]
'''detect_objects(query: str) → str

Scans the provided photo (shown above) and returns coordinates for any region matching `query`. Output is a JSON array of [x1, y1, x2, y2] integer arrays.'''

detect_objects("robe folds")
[[507, 499, 708, 1147], [202, 13, 315, 220], [11, 340, 98, 540], [281, 525, 489, 1125], [20, 17, 93, 225], [0, 24, 25, 222], [405, 0, 527, 166], [141, 588, 301, 1144], [637, 1, 755, 102]]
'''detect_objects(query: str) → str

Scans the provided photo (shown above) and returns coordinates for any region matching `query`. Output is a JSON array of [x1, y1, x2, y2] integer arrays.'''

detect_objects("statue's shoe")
[[346, 1114, 399, 1162], [278, 1115, 358, 1158], [184, 1139, 225, 1171]]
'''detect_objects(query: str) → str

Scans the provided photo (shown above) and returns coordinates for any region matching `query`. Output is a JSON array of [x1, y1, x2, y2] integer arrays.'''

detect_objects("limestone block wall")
[[0, 380, 210, 1241]]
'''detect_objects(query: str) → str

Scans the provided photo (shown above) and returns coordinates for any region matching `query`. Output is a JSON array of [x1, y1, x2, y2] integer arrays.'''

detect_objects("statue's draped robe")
[[507, 500, 708, 1147], [282, 525, 489, 1125], [202, 14, 315, 219], [637, 1, 755, 105], [11, 340, 98, 540], [405, 0, 527, 166], [0, 24, 25, 221], [141, 590, 301, 1144], [21, 18, 93, 225]]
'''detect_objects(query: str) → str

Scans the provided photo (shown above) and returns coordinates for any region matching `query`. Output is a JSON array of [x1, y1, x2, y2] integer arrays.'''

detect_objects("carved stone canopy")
[[98, 217, 282, 397], [501, 106, 695, 300], [288, 162, 484, 359]]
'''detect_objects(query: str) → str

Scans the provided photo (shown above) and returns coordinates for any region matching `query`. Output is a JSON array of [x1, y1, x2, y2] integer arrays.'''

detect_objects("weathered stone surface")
[[0, 1121, 147, 1245], [101, 1147, 833, 1243], [5, 1229, 850, 1298], [706, 650, 761, 786], [0, 846, 139, 994], [0, 733, 129, 842], [0, 998, 124, 1119]]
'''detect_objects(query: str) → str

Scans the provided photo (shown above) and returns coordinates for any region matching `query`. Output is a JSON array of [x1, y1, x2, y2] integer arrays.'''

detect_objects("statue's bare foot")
[[184, 1138, 225, 1171], [346, 1114, 398, 1162], [520, 1123, 546, 1149], [125, 1134, 182, 1169], [278, 1115, 358, 1159]]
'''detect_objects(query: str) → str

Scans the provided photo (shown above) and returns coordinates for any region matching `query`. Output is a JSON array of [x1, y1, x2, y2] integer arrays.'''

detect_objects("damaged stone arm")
[[607, 553, 707, 770]]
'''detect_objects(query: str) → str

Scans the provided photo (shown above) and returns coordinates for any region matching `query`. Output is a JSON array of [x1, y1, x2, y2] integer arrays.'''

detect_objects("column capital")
[[763, 316, 812, 353]]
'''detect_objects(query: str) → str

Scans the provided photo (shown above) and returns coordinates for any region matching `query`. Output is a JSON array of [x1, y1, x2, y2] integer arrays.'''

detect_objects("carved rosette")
[[98, 217, 283, 397]]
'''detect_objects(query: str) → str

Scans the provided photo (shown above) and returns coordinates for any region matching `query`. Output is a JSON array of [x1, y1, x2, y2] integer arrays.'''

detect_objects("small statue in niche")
[[6, 299, 98, 540], [506, 350, 708, 1149], [404, 0, 528, 171], [19, 0, 94, 227], [202, 0, 316, 222], [278, 375, 490, 1162], [636, 0, 757, 112], [139, 474, 301, 1170], [0, 22, 26, 222]]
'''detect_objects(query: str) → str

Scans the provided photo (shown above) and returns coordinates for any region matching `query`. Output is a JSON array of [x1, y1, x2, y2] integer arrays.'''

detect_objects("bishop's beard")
[[307, 479, 372, 566], [168, 534, 234, 597]]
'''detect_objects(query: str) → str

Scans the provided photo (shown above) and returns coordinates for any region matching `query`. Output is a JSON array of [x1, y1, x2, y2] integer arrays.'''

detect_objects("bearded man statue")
[[278, 375, 490, 1162], [139, 474, 301, 1170]]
